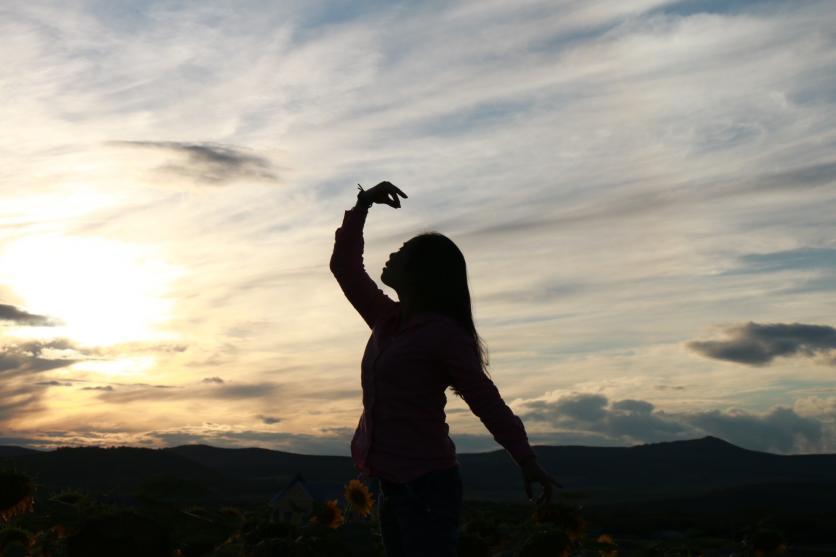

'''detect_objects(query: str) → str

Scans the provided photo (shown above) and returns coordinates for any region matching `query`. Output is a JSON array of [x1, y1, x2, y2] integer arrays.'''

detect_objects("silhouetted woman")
[[330, 181, 560, 557]]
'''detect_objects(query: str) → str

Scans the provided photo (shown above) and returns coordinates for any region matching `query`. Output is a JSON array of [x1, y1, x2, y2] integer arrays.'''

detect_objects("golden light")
[[71, 356, 157, 377], [0, 234, 183, 346]]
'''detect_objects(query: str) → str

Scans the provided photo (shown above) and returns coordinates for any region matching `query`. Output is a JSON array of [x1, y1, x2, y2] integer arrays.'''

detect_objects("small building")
[[269, 474, 347, 525]]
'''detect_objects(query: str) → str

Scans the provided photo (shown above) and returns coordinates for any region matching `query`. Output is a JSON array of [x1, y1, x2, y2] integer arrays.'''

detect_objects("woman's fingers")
[[368, 182, 407, 204], [532, 478, 561, 505]]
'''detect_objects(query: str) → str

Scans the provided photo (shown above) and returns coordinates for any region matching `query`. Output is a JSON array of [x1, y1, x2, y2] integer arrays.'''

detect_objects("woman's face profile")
[[381, 241, 412, 291]]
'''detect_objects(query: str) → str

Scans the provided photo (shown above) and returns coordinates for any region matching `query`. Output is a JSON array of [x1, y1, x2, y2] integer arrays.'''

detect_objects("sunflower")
[[310, 500, 344, 529], [0, 470, 35, 523], [343, 479, 375, 518], [531, 502, 586, 543], [596, 534, 617, 557]]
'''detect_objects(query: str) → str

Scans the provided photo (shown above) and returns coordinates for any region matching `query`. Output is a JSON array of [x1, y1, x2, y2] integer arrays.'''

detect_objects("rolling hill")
[[2, 436, 834, 509]]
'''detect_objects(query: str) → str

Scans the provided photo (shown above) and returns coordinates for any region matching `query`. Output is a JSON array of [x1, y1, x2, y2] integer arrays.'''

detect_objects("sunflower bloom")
[[0, 470, 35, 523], [310, 499, 344, 529], [344, 479, 375, 518], [597, 534, 617, 557]]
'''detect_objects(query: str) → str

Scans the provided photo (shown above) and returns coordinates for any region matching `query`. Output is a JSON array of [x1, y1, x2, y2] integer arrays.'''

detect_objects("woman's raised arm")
[[329, 182, 407, 329]]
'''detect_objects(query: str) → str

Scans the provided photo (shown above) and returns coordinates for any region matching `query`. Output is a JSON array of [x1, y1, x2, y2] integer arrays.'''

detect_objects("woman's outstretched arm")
[[442, 327, 562, 504], [329, 182, 406, 329], [443, 334, 536, 465]]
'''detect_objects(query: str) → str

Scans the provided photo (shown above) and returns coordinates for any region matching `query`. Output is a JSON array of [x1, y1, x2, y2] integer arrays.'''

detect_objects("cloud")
[[0, 304, 58, 326], [518, 393, 832, 453], [94, 380, 282, 404], [256, 414, 281, 425], [109, 141, 280, 185], [736, 247, 836, 273], [80, 385, 114, 391], [654, 384, 687, 391], [3, 0, 836, 456], [611, 399, 654, 414], [140, 426, 353, 454], [0, 383, 47, 426], [218, 383, 282, 399], [0, 339, 81, 377], [794, 396, 836, 418], [689, 406, 824, 453], [753, 160, 836, 192], [201, 376, 225, 384], [553, 393, 609, 422], [520, 393, 691, 443], [730, 247, 836, 295], [0, 339, 96, 429], [688, 322, 836, 365], [7, 399, 830, 454]]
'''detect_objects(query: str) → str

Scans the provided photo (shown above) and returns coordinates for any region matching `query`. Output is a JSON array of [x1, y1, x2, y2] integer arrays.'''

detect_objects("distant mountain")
[[0, 445, 43, 458], [2, 437, 834, 507], [167, 444, 356, 482], [0, 446, 222, 496], [523, 435, 836, 488]]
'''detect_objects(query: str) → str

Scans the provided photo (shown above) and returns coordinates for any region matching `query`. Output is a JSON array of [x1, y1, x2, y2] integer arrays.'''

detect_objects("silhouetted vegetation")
[[1, 467, 830, 556], [2, 441, 834, 555]]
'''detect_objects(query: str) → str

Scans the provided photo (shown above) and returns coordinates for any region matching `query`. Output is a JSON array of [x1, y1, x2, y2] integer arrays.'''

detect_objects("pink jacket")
[[330, 204, 536, 483]]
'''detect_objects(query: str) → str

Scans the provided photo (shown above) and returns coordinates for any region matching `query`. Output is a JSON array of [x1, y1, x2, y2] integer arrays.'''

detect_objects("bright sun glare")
[[0, 235, 183, 346]]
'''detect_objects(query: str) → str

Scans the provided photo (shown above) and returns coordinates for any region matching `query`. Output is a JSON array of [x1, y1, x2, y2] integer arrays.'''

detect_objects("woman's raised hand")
[[358, 181, 408, 209]]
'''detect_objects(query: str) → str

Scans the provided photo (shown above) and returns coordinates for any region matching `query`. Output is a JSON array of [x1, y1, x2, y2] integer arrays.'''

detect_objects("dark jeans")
[[376, 465, 463, 557]]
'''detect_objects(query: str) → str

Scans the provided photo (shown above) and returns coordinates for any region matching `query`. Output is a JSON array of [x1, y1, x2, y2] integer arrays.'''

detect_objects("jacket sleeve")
[[441, 327, 536, 466], [330, 205, 397, 329]]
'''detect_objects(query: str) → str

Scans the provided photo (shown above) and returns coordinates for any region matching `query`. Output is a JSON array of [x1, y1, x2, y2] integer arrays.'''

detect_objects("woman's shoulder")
[[431, 314, 477, 345]]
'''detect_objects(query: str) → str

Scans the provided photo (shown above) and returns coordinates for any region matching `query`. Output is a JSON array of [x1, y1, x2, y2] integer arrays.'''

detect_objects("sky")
[[1, 0, 835, 456]]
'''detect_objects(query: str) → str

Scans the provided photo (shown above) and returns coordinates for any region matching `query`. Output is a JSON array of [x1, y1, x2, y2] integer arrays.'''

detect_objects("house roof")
[[269, 473, 354, 507]]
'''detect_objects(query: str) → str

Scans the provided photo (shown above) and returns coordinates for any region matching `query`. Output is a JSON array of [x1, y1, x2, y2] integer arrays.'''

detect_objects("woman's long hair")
[[404, 232, 491, 397]]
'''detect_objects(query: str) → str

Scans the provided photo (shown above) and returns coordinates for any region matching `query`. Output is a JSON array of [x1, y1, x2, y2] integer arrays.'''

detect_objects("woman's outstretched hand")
[[521, 456, 562, 505], [358, 181, 408, 209]]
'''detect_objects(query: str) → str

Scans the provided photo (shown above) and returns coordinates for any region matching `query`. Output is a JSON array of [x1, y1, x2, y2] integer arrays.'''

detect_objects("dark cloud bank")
[[0, 338, 93, 429], [688, 322, 836, 365], [0, 304, 58, 326], [0, 339, 81, 377], [6, 389, 828, 455], [518, 393, 829, 454]]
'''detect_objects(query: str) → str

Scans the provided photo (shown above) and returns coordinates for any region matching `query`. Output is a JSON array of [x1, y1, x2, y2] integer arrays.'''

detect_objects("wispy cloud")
[[2, 0, 836, 452], [257, 414, 281, 425], [0, 340, 81, 376], [34, 380, 73, 387], [109, 141, 281, 185], [93, 380, 283, 404]]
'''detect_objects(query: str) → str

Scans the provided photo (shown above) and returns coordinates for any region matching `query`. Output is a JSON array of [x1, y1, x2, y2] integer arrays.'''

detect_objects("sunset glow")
[[0, 235, 181, 346], [1, 1, 834, 455]]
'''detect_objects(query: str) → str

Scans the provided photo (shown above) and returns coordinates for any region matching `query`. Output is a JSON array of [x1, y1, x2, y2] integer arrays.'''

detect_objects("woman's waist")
[[369, 426, 455, 458], [371, 403, 447, 422], [377, 462, 461, 491], [369, 414, 450, 439]]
